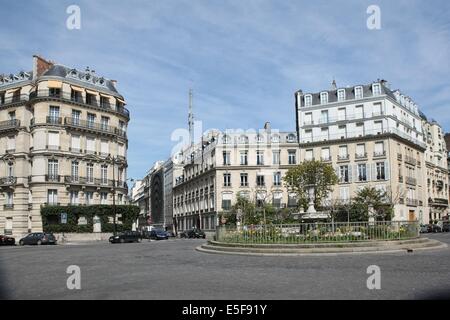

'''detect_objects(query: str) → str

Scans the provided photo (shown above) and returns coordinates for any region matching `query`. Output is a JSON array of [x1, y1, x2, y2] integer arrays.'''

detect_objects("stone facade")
[[0, 56, 129, 238]]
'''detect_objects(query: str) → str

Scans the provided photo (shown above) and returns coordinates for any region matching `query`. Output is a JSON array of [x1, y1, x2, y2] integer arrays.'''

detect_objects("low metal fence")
[[216, 221, 420, 244]]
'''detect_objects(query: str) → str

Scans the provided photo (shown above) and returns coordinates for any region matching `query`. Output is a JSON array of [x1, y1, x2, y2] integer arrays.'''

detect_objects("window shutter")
[[385, 161, 390, 180], [348, 164, 353, 182]]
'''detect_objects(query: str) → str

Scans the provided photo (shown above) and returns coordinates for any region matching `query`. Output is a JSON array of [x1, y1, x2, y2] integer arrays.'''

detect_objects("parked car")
[[420, 225, 429, 233], [19, 233, 57, 246], [149, 229, 169, 240], [166, 230, 176, 238], [180, 228, 206, 239], [427, 224, 442, 233], [442, 223, 450, 232], [0, 235, 15, 246], [109, 231, 142, 243]]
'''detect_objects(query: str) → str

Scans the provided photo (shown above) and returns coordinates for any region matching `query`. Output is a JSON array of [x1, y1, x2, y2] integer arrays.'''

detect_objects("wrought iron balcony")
[[406, 198, 418, 207], [3, 204, 14, 210], [404, 156, 417, 166], [64, 117, 127, 138], [46, 116, 62, 125], [0, 119, 20, 132], [355, 152, 368, 159], [0, 94, 28, 107], [45, 174, 61, 182], [30, 90, 130, 119], [337, 154, 349, 161], [64, 176, 128, 189], [373, 151, 386, 157], [406, 177, 417, 186]]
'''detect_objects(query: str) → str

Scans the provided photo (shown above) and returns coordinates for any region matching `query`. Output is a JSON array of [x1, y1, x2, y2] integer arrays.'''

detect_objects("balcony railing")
[[406, 198, 419, 207], [406, 177, 417, 186], [0, 176, 17, 186], [64, 117, 126, 138], [64, 176, 127, 189], [0, 119, 20, 132], [3, 204, 14, 210], [30, 90, 130, 118], [337, 154, 349, 161], [404, 156, 417, 166], [46, 116, 62, 125], [0, 94, 29, 107], [373, 151, 386, 157], [45, 174, 61, 182], [355, 153, 368, 159]]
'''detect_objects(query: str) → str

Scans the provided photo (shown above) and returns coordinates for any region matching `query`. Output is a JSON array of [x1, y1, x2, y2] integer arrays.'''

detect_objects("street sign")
[[61, 212, 67, 224]]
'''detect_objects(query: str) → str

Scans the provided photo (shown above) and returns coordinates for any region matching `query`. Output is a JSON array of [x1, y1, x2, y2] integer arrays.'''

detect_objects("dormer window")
[[222, 135, 231, 144], [320, 92, 328, 104], [372, 83, 381, 96], [354, 86, 363, 99], [287, 133, 296, 142], [337, 89, 346, 102], [256, 134, 264, 143], [239, 135, 249, 144], [271, 134, 280, 143], [304, 94, 312, 107]]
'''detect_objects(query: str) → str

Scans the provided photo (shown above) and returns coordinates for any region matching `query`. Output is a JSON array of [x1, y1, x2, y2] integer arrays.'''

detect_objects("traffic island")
[[196, 221, 448, 256]]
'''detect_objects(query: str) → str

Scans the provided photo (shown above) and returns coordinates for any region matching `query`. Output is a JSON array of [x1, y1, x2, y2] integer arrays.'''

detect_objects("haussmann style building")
[[0, 55, 130, 237]]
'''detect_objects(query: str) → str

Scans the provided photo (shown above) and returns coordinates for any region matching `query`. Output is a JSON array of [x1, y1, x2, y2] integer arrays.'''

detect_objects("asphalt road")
[[1, 233, 450, 300]]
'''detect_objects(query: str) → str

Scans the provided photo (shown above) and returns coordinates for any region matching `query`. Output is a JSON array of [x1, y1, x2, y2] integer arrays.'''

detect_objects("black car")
[[0, 235, 15, 246], [149, 229, 169, 240], [19, 233, 57, 246], [109, 231, 142, 243], [427, 224, 442, 233], [180, 228, 206, 239], [442, 223, 450, 232]]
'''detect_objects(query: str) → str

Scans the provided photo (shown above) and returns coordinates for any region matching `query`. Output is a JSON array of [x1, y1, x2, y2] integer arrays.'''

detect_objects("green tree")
[[352, 186, 393, 221], [283, 160, 338, 210]]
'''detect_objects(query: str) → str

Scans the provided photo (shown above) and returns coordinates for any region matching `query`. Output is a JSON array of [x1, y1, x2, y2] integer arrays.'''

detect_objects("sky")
[[1, 0, 449, 180]]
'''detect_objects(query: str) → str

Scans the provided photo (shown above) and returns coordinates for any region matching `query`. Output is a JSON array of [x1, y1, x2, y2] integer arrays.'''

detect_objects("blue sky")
[[1, 0, 449, 179]]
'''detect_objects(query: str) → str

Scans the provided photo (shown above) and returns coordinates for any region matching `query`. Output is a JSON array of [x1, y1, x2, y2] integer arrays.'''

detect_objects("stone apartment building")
[[172, 125, 300, 232], [0, 55, 129, 237], [295, 80, 447, 223]]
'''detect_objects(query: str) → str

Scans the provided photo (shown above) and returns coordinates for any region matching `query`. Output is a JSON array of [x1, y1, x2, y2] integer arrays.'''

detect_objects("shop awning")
[[86, 89, 98, 95], [70, 85, 84, 92]]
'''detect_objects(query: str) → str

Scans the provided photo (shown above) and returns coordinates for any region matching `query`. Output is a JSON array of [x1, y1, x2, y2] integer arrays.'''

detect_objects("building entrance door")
[[408, 210, 415, 221]]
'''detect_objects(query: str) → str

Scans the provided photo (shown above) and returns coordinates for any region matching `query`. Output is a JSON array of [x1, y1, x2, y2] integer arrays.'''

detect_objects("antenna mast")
[[188, 89, 194, 147]]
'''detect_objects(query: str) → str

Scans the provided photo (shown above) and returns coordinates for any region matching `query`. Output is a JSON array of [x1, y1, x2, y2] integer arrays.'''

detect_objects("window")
[[372, 83, 381, 96], [273, 172, 281, 186], [48, 132, 60, 150], [321, 148, 330, 161], [340, 187, 350, 202], [272, 150, 280, 165], [100, 140, 109, 156], [6, 192, 13, 207], [240, 151, 248, 165], [85, 192, 93, 205], [9, 111, 16, 121], [86, 137, 95, 153], [48, 160, 59, 179], [239, 135, 249, 144], [70, 191, 79, 205], [86, 164, 94, 183], [100, 192, 108, 205], [101, 116, 109, 131], [355, 122, 364, 137], [47, 190, 58, 205], [337, 89, 346, 101], [256, 174, 265, 186], [287, 134, 296, 142], [49, 106, 60, 123], [321, 127, 329, 141], [71, 89, 82, 102], [358, 164, 367, 182], [320, 92, 328, 104], [320, 110, 329, 124], [257, 151, 264, 165], [355, 86, 363, 99], [86, 93, 95, 105], [0, 91, 5, 104], [118, 143, 125, 156], [338, 125, 347, 139], [288, 150, 297, 164], [223, 173, 231, 187], [222, 135, 231, 144], [304, 112, 313, 125], [339, 146, 348, 160], [305, 149, 313, 161], [288, 193, 297, 207], [355, 105, 364, 118], [273, 192, 282, 208], [374, 121, 383, 134], [72, 110, 81, 125], [338, 108, 346, 121], [100, 96, 110, 107], [374, 142, 384, 156], [339, 165, 349, 183], [101, 165, 108, 184], [356, 144, 366, 158], [71, 135, 80, 153], [87, 113, 96, 128], [71, 161, 79, 180], [222, 151, 231, 165], [118, 194, 123, 204], [256, 134, 264, 143], [373, 102, 382, 116], [7, 162, 14, 177], [240, 173, 248, 187], [303, 129, 312, 143], [222, 194, 232, 210], [376, 162, 386, 180], [304, 95, 312, 107]]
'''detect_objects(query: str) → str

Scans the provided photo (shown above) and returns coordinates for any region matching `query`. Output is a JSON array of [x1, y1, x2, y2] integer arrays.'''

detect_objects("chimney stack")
[[33, 55, 54, 79], [331, 79, 337, 90]]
